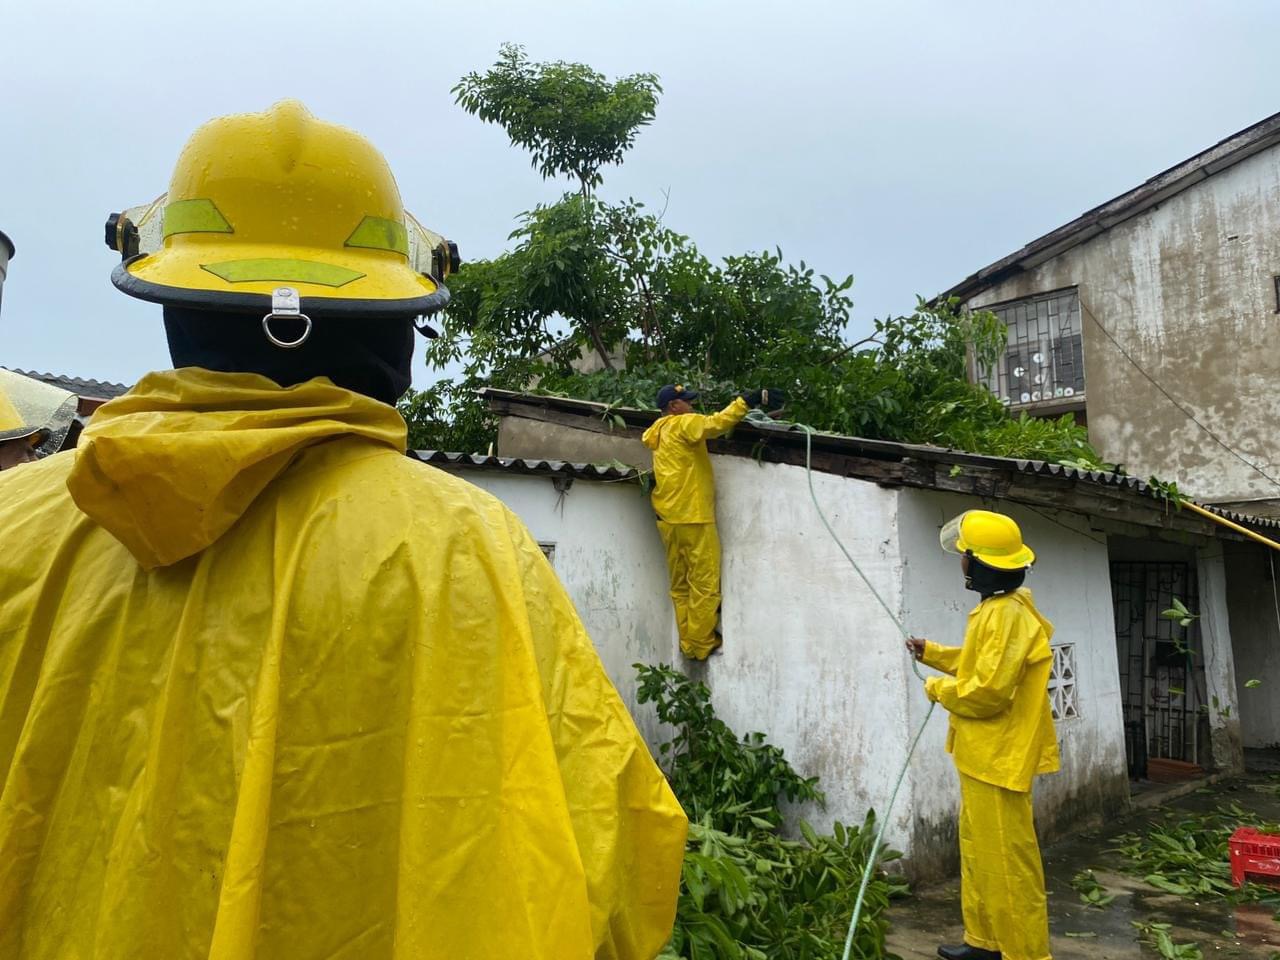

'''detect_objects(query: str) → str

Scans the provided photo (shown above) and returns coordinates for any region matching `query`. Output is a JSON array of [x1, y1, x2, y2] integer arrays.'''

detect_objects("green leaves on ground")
[[1112, 802, 1280, 910], [1070, 869, 1116, 908], [635, 663, 908, 959], [1132, 921, 1203, 960]]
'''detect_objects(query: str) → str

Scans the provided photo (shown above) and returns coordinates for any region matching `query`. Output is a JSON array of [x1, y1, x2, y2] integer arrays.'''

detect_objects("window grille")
[[1048, 643, 1079, 721], [978, 289, 1085, 407]]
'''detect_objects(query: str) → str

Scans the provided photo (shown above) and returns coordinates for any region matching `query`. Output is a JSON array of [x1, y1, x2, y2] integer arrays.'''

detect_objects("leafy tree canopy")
[[453, 43, 661, 194], [404, 47, 1109, 474]]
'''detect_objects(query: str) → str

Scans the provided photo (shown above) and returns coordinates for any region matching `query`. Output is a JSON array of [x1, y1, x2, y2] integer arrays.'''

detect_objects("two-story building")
[[941, 111, 1280, 781]]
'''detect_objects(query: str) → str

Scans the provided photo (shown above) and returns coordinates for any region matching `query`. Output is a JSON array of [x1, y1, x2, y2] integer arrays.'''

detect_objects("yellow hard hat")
[[107, 100, 458, 321], [939, 509, 1035, 570]]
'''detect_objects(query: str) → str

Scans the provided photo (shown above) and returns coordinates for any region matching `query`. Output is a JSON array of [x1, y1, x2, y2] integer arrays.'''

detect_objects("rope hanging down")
[[743, 410, 936, 960]]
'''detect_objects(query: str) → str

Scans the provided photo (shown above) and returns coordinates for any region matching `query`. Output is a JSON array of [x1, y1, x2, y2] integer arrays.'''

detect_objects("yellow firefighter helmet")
[[106, 100, 458, 326]]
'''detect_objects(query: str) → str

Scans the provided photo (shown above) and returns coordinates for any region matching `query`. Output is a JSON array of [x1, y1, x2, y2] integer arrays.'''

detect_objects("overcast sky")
[[2, 0, 1277, 388]]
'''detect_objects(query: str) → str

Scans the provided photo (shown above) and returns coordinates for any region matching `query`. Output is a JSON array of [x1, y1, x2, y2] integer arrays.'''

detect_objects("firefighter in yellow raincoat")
[[641, 384, 778, 659], [906, 509, 1060, 960], [0, 100, 686, 960], [0, 369, 78, 470]]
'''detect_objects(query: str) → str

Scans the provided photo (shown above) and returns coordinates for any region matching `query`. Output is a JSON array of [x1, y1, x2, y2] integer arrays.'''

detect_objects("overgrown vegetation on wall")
[[400, 44, 1111, 474], [635, 663, 908, 960]]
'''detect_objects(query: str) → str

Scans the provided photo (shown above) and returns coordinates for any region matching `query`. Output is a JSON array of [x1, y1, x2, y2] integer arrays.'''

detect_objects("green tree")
[[401, 46, 1108, 474], [453, 43, 661, 195]]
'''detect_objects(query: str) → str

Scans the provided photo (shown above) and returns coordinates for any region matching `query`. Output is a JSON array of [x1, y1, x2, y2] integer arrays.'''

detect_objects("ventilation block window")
[[1048, 643, 1079, 721]]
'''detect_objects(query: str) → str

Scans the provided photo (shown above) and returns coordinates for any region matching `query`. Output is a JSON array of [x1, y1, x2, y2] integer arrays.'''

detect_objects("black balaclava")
[[164, 306, 415, 406], [964, 555, 1027, 599]]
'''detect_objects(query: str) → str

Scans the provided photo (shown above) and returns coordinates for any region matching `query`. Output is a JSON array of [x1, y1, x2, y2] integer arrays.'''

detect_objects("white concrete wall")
[[444, 462, 1135, 876], [1197, 544, 1245, 771], [896, 491, 1130, 874], [710, 457, 915, 850]]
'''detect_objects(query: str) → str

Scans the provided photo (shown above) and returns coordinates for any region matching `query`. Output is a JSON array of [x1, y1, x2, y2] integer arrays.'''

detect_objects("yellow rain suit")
[[0, 369, 687, 960], [921, 587, 1060, 960], [641, 397, 748, 659]]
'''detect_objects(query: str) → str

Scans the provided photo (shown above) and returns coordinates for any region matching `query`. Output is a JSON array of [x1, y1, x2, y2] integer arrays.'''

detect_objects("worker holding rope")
[[906, 509, 1059, 960], [642, 383, 781, 659]]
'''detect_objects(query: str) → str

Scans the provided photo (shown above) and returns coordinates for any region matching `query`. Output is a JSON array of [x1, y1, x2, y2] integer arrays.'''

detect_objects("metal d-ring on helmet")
[[103, 99, 460, 348]]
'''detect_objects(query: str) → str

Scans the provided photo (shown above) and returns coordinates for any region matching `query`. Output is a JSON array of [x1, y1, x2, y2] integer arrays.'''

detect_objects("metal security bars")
[[978, 289, 1085, 408], [1110, 561, 1209, 774]]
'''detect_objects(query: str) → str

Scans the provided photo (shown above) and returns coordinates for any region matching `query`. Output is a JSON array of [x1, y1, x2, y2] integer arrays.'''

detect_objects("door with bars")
[[1110, 561, 1210, 777]]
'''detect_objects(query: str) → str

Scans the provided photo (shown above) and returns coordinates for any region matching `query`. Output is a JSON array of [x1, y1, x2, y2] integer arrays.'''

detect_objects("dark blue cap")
[[656, 383, 699, 409]]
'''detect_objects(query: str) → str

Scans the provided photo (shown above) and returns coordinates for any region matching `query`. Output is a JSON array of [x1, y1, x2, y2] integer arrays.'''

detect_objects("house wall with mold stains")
[[965, 146, 1280, 515]]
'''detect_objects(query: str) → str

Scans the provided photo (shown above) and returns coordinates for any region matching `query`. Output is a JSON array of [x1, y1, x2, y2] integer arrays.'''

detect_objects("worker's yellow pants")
[[958, 774, 1052, 960], [656, 521, 722, 660]]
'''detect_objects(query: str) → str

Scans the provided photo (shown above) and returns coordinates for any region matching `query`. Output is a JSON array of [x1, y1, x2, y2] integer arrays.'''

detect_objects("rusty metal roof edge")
[[411, 448, 638, 482], [3, 367, 132, 398], [483, 388, 1280, 532], [935, 110, 1280, 303]]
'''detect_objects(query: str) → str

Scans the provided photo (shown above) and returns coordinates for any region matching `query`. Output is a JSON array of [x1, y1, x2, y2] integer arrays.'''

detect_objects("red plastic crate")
[[1228, 827, 1280, 888]]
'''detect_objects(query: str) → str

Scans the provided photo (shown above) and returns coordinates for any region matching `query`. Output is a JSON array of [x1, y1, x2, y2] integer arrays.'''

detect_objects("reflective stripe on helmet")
[[344, 216, 409, 256], [200, 258, 366, 288], [163, 199, 234, 238]]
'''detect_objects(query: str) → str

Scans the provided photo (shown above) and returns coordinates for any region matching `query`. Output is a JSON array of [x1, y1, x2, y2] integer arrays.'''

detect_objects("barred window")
[[1048, 643, 1079, 721], [978, 289, 1085, 408]]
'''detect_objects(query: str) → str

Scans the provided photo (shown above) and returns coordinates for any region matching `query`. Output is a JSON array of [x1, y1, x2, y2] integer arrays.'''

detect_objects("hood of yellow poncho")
[[67, 368, 406, 569]]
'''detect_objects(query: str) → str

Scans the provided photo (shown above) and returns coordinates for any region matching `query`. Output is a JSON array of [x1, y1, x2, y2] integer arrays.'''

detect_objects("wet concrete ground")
[[886, 765, 1280, 959]]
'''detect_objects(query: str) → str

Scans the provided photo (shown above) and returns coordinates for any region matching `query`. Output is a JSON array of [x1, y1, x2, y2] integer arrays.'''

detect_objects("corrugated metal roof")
[[4, 368, 131, 400], [481, 388, 1280, 537], [412, 449, 637, 482], [937, 110, 1280, 303]]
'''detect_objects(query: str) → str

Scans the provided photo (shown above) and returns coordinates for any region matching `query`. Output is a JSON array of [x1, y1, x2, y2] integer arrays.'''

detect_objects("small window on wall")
[[538, 542, 556, 566], [978, 288, 1085, 408], [1048, 643, 1079, 721]]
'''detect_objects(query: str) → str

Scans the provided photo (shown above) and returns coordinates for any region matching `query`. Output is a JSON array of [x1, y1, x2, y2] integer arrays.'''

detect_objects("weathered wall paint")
[[440, 457, 1141, 877], [1197, 544, 1246, 772], [498, 416, 652, 468], [966, 146, 1280, 510], [1224, 542, 1280, 747]]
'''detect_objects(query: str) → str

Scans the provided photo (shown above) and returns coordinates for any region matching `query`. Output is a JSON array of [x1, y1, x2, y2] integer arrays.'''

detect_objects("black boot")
[[937, 945, 1001, 960]]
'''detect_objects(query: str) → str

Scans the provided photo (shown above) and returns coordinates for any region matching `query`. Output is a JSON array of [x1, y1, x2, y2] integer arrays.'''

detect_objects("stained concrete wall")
[[965, 146, 1280, 511], [441, 457, 1134, 877], [896, 492, 1130, 878], [1196, 544, 1246, 773], [497, 416, 651, 469], [1224, 541, 1280, 748]]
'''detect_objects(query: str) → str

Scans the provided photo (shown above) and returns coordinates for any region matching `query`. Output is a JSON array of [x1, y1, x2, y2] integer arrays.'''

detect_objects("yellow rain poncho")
[[921, 587, 1059, 960], [0, 369, 686, 960], [642, 397, 747, 659]]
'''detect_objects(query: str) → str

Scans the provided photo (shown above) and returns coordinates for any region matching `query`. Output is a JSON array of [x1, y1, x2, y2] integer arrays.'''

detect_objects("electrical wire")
[[1080, 300, 1280, 491]]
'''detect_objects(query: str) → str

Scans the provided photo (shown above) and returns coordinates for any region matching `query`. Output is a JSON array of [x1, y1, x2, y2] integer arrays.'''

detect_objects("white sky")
[[2, 0, 1277, 388]]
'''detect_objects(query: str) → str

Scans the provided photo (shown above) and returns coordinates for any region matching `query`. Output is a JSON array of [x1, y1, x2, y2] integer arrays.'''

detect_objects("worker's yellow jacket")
[[0, 369, 687, 960], [922, 588, 1060, 793], [641, 397, 747, 523]]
